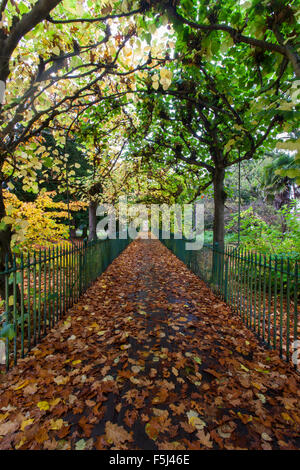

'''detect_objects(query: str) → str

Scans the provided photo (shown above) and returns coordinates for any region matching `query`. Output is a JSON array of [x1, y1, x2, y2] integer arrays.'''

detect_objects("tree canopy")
[[0, 0, 298, 282]]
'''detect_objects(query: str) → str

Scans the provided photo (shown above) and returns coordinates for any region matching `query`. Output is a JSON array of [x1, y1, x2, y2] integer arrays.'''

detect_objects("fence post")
[[224, 257, 229, 302], [82, 239, 88, 292], [212, 242, 218, 286], [4, 255, 10, 371]]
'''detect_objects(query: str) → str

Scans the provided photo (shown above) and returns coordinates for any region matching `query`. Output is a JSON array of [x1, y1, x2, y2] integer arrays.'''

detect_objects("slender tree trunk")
[[88, 200, 97, 241], [69, 218, 77, 239], [274, 180, 291, 234], [0, 183, 13, 303], [81, 225, 88, 239], [212, 167, 226, 249]]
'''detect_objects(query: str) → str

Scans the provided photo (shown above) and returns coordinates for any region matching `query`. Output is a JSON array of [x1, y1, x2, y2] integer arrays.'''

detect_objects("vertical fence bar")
[[68, 244, 71, 308], [27, 252, 31, 353], [257, 254, 262, 337], [77, 243, 80, 301], [20, 253, 25, 358], [286, 258, 291, 362], [253, 253, 257, 332], [242, 250, 247, 324], [43, 250, 47, 335], [38, 250, 42, 341], [293, 261, 298, 369], [33, 251, 37, 346], [72, 243, 75, 305], [236, 248, 241, 316], [219, 246, 223, 297], [46, 248, 50, 328], [227, 248, 233, 305], [273, 256, 278, 350], [12, 254, 17, 365], [279, 257, 284, 358], [226, 247, 230, 302], [224, 252, 228, 303], [233, 249, 238, 311], [60, 245, 63, 315], [55, 246, 59, 322], [52, 247, 55, 327], [249, 253, 254, 329], [246, 251, 251, 327], [63, 244, 66, 314], [262, 255, 267, 341], [4, 255, 10, 371], [70, 244, 73, 306], [267, 256, 272, 348], [65, 245, 69, 310]]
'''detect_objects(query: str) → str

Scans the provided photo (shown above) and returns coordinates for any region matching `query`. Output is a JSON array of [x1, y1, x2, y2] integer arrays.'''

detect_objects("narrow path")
[[0, 239, 299, 450]]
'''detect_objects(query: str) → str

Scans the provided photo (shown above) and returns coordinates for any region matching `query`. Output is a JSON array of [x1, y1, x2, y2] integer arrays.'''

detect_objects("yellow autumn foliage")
[[2, 191, 87, 252]]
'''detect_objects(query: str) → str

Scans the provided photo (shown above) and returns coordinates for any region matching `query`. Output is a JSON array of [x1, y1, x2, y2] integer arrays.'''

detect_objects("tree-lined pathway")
[[0, 239, 299, 450]]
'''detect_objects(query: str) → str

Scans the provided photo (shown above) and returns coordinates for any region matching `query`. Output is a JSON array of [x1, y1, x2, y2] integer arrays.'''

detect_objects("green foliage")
[[262, 151, 300, 208], [226, 203, 300, 257], [0, 322, 15, 340]]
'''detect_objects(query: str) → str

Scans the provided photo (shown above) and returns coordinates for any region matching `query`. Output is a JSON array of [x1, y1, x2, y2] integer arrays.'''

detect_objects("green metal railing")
[[0, 236, 130, 370], [161, 236, 299, 368]]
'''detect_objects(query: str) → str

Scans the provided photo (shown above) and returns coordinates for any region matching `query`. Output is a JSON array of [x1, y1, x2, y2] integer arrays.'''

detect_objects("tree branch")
[[47, 7, 144, 24], [168, 6, 286, 56]]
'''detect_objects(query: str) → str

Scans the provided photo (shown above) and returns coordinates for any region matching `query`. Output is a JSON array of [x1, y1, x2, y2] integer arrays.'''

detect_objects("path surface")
[[0, 239, 299, 450]]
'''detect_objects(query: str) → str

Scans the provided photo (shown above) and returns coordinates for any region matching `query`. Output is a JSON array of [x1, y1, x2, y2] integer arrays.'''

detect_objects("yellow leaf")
[[97, 330, 106, 336], [50, 398, 61, 408], [282, 412, 293, 422], [14, 379, 30, 390], [0, 413, 9, 422], [49, 419, 64, 431], [187, 411, 206, 430], [21, 418, 34, 431], [252, 382, 261, 390], [15, 438, 27, 449], [37, 401, 50, 411], [72, 359, 81, 365]]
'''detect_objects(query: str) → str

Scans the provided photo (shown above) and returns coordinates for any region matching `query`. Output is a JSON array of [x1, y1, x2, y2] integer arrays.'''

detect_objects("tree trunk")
[[69, 219, 77, 239], [88, 200, 97, 241], [211, 167, 226, 287], [81, 225, 88, 239], [0, 184, 13, 303], [212, 167, 226, 249]]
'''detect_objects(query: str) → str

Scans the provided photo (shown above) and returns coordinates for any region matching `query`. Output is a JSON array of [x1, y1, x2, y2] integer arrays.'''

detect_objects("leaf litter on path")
[[0, 239, 299, 450]]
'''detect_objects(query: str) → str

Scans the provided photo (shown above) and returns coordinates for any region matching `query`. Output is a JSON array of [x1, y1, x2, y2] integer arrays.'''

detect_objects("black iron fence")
[[0, 236, 130, 370], [161, 236, 299, 368]]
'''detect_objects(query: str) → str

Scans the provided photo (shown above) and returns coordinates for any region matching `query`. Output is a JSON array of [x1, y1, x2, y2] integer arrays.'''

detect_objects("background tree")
[[262, 152, 300, 210], [131, 56, 285, 246]]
